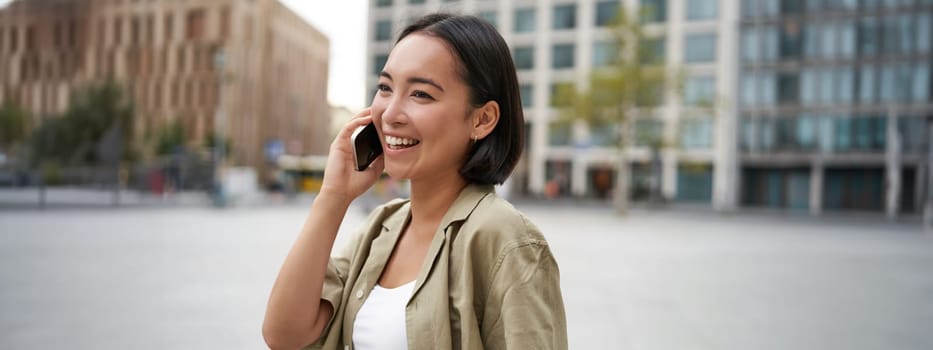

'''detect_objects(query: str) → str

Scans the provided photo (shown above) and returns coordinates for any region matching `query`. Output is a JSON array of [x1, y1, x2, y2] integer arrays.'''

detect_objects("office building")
[[738, 0, 932, 214], [0, 0, 331, 182], [367, 0, 740, 209]]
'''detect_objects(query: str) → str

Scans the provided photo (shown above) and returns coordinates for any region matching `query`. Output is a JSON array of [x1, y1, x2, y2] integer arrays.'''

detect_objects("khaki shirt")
[[306, 184, 567, 350]]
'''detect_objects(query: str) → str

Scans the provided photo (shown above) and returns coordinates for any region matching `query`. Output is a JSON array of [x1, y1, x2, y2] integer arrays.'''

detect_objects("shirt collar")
[[381, 184, 495, 232]]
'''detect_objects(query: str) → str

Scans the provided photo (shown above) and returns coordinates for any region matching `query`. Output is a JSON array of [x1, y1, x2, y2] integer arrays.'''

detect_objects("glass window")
[[376, 0, 392, 7], [684, 33, 716, 62], [781, 0, 804, 14], [913, 63, 930, 103], [553, 4, 576, 30], [839, 20, 856, 57], [593, 41, 616, 67], [740, 73, 757, 107], [797, 115, 817, 150], [514, 8, 536, 33], [880, 64, 912, 102], [686, 0, 718, 20], [760, 118, 775, 151], [859, 17, 878, 55], [835, 67, 855, 104], [741, 29, 760, 62], [680, 118, 713, 149], [548, 121, 572, 146], [373, 54, 388, 75], [818, 69, 835, 105], [837, 67, 855, 103], [641, 37, 666, 64], [780, 19, 803, 59], [640, 0, 667, 23], [834, 117, 851, 152], [880, 0, 910, 7], [742, 0, 758, 18], [859, 65, 876, 103], [806, 0, 823, 11], [854, 116, 873, 150], [918, 14, 931, 53], [478, 11, 498, 28], [760, 72, 777, 106], [778, 73, 799, 104], [879, 65, 896, 102], [762, 0, 780, 16], [899, 116, 930, 153], [820, 22, 837, 58], [881, 15, 912, 54], [818, 116, 834, 153], [684, 76, 715, 106], [375, 20, 392, 41], [762, 26, 779, 61], [409, 0, 426, 4], [513, 46, 534, 70], [803, 23, 820, 58], [520, 84, 533, 107], [552, 44, 575, 69], [596, 1, 619, 26], [550, 82, 575, 107], [635, 119, 663, 146], [839, 0, 858, 9], [800, 68, 817, 106], [741, 117, 756, 151], [590, 122, 617, 146]]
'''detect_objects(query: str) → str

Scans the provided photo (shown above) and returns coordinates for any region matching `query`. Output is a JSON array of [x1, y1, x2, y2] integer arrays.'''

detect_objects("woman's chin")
[[384, 166, 412, 180]]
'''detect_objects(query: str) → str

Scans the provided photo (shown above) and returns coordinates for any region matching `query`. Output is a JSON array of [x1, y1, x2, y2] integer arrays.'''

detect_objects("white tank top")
[[352, 281, 416, 350]]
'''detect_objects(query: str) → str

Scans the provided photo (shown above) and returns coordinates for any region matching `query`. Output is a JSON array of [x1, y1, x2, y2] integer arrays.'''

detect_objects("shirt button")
[[356, 290, 363, 299]]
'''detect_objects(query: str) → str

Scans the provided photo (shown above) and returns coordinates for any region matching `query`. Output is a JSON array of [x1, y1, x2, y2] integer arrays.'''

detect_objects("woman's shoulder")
[[459, 192, 547, 249]]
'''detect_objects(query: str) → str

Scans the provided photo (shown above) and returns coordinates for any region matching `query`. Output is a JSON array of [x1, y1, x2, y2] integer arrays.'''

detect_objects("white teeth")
[[386, 136, 418, 147]]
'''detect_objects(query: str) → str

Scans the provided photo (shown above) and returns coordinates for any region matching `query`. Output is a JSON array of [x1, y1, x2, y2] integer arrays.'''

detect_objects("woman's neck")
[[407, 171, 468, 238]]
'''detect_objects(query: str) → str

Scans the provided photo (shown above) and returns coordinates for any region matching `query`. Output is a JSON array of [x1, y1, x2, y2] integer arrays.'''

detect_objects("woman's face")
[[371, 34, 475, 182]]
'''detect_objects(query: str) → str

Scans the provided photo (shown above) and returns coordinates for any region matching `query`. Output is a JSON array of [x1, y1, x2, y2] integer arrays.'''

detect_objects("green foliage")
[[155, 121, 186, 155], [0, 100, 31, 150], [553, 7, 682, 148], [203, 132, 232, 157], [30, 80, 135, 166]]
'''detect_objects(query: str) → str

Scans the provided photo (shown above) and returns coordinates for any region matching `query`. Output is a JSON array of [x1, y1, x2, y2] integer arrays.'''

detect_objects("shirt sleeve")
[[302, 227, 365, 350], [482, 241, 568, 350]]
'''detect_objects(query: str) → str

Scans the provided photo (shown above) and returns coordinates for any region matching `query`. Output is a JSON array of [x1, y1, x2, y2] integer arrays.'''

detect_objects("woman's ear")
[[471, 100, 500, 140]]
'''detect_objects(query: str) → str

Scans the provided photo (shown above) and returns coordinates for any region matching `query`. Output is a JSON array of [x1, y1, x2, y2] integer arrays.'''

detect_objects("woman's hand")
[[318, 107, 385, 202]]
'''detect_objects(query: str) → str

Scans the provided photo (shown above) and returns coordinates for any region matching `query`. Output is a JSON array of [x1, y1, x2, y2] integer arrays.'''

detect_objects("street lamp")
[[212, 49, 227, 207]]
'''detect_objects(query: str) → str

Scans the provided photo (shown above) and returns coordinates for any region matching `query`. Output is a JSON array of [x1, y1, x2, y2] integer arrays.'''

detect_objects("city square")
[[2, 200, 931, 349]]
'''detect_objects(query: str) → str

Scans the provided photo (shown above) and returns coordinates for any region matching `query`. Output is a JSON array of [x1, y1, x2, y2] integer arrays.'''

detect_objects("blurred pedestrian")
[[264, 13, 567, 350]]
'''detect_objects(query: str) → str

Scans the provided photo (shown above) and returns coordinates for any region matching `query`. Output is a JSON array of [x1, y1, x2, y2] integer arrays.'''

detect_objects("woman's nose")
[[380, 96, 406, 127]]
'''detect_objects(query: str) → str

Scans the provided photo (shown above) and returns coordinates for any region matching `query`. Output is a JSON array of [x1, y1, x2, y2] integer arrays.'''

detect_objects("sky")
[[280, 0, 368, 111], [0, 0, 369, 111]]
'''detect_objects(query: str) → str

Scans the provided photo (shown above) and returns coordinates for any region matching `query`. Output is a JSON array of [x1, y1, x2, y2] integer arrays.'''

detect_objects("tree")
[[155, 121, 187, 156], [30, 80, 135, 166], [553, 7, 682, 214], [0, 100, 31, 151]]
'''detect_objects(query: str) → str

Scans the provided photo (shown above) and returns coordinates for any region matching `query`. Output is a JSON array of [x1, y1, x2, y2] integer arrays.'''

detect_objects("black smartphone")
[[350, 122, 383, 171]]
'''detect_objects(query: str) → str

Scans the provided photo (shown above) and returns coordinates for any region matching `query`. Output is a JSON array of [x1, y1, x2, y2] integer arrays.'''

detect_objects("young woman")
[[263, 14, 567, 350]]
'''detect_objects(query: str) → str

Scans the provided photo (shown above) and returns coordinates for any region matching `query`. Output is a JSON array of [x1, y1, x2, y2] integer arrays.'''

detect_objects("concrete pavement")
[[1, 201, 931, 349]]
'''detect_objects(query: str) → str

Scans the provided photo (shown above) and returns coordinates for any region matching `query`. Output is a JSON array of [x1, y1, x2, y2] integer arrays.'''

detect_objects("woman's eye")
[[412, 91, 434, 100], [377, 84, 391, 93]]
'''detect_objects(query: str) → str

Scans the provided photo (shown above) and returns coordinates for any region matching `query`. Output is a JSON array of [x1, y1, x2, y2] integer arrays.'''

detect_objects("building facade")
[[0, 0, 331, 182], [738, 0, 932, 215], [367, 0, 739, 208]]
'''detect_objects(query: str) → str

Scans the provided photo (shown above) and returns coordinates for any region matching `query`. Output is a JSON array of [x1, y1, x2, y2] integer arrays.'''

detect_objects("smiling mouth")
[[386, 135, 421, 150]]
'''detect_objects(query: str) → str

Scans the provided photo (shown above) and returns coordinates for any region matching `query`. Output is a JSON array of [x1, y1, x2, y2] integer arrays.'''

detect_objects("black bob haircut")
[[396, 13, 524, 186]]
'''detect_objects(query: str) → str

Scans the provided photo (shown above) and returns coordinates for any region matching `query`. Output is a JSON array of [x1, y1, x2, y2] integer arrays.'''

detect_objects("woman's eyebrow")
[[380, 71, 445, 92], [408, 77, 445, 92]]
